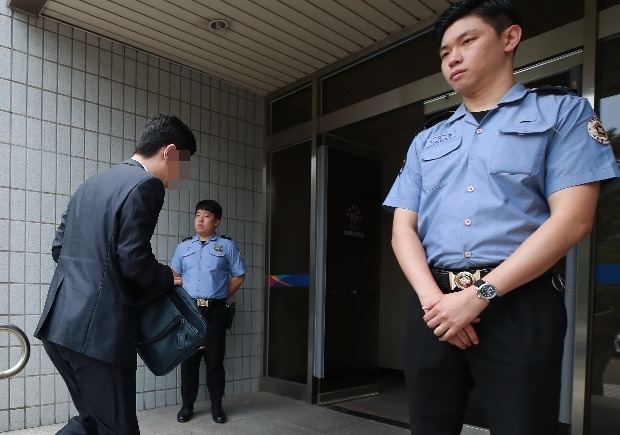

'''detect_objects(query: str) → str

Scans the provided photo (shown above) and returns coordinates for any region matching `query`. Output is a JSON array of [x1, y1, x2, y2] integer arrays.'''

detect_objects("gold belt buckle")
[[196, 298, 210, 307], [448, 270, 481, 291]]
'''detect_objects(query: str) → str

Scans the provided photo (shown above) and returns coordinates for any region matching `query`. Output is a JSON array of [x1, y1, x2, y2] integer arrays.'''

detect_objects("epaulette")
[[529, 85, 578, 96], [424, 110, 455, 130], [182, 236, 192, 242], [220, 235, 232, 240]]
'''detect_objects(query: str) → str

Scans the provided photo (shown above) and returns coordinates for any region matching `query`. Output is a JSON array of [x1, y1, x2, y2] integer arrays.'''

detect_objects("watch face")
[[478, 283, 497, 299]]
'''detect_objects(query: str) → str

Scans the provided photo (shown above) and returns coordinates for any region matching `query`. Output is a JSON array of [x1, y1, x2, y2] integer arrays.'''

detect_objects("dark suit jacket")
[[34, 159, 174, 370]]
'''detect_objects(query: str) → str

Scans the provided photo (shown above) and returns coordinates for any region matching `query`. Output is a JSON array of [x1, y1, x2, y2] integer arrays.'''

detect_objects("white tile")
[[99, 49, 112, 79], [11, 82, 27, 115], [56, 94, 70, 126], [43, 29, 58, 62], [25, 376, 41, 407], [70, 156, 84, 192], [42, 91, 57, 122], [71, 69, 85, 100], [85, 44, 98, 75], [10, 144, 27, 188], [0, 78, 9, 111], [85, 73, 98, 103], [26, 148, 42, 191], [57, 35, 72, 67], [12, 18, 28, 52], [85, 102, 98, 132], [72, 39, 86, 71], [9, 253, 25, 285], [42, 60, 58, 92], [27, 54, 42, 88], [0, 15, 11, 48], [70, 126, 84, 158], [112, 53, 124, 82], [0, 48, 10, 81]]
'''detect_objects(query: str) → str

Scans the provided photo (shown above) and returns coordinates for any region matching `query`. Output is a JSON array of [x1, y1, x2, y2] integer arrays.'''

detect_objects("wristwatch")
[[474, 279, 498, 303]]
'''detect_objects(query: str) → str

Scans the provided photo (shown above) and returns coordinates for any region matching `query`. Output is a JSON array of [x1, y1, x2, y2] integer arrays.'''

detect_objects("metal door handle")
[[1, 324, 30, 379]]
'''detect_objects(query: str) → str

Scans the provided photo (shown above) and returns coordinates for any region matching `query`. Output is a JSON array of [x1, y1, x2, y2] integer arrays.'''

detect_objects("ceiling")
[[33, 0, 458, 96]]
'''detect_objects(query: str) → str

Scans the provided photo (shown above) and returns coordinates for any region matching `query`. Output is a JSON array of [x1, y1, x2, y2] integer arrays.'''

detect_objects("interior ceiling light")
[[208, 19, 229, 32]]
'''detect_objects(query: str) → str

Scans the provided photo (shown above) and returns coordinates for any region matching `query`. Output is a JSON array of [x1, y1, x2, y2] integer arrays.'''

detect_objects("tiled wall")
[[0, 6, 264, 432]]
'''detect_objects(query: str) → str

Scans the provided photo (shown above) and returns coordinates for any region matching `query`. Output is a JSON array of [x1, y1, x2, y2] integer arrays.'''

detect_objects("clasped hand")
[[422, 289, 487, 349], [172, 270, 183, 286]]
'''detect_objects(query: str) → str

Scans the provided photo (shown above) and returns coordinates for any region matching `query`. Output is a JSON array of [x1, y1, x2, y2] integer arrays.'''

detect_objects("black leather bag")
[[136, 285, 207, 376]]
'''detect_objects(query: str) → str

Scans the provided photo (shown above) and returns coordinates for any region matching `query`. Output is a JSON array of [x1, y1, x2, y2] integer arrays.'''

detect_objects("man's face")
[[439, 15, 508, 96], [194, 209, 220, 238]]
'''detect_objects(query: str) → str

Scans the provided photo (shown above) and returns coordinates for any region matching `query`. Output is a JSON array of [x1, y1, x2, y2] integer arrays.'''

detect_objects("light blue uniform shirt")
[[170, 233, 247, 299], [383, 84, 620, 269]]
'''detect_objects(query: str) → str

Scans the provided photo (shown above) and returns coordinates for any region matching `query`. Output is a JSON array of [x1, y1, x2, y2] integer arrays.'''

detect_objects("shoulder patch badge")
[[587, 117, 610, 145]]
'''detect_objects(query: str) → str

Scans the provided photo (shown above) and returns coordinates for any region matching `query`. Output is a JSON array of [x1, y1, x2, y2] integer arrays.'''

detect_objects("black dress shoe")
[[211, 404, 227, 424], [177, 406, 193, 423]]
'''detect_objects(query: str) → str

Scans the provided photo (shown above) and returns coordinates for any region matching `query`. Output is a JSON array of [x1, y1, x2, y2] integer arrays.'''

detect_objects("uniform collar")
[[444, 83, 531, 126], [192, 232, 219, 243]]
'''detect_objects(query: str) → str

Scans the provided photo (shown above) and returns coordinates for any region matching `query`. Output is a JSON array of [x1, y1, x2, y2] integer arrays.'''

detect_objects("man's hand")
[[423, 289, 487, 348], [172, 270, 183, 286]]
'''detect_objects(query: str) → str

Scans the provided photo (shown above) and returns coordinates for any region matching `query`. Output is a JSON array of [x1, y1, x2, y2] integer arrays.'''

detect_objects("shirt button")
[[467, 186, 475, 192], [476, 128, 483, 134], [464, 219, 472, 226], [464, 251, 472, 258]]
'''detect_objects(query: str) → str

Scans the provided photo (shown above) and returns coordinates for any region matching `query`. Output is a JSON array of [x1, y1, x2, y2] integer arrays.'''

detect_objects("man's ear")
[[504, 24, 522, 53], [163, 144, 177, 160]]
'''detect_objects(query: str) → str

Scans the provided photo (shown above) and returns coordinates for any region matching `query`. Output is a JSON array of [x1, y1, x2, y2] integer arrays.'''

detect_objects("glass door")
[[588, 34, 620, 435], [265, 141, 313, 398], [316, 143, 383, 404]]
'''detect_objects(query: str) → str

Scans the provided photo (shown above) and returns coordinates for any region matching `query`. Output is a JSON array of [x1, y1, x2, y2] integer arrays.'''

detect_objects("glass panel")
[[269, 85, 312, 134], [321, 0, 583, 116], [321, 31, 438, 115], [267, 141, 311, 383], [589, 35, 620, 435], [318, 145, 382, 402], [600, 0, 620, 11]]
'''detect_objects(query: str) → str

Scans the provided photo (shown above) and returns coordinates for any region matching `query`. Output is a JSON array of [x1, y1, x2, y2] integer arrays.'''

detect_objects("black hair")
[[135, 114, 197, 157], [195, 200, 223, 220], [434, 0, 523, 41]]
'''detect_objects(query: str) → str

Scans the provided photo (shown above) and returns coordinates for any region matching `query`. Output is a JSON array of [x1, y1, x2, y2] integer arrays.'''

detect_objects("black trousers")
[[42, 339, 139, 435], [180, 303, 228, 408], [405, 275, 567, 435]]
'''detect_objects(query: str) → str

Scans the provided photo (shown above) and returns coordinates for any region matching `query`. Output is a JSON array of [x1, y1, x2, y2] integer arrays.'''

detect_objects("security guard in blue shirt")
[[171, 200, 246, 425], [383, 1, 620, 434]]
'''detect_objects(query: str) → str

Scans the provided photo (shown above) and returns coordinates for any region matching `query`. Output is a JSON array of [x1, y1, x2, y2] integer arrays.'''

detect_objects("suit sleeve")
[[51, 211, 67, 263], [116, 176, 174, 295]]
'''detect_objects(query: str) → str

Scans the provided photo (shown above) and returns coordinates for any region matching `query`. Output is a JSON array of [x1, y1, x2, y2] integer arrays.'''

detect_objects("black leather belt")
[[431, 268, 495, 293], [194, 298, 227, 307], [431, 260, 566, 294]]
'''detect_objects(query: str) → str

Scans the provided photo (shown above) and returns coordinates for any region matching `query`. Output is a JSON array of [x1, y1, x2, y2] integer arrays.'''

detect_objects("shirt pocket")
[[209, 249, 227, 267], [491, 123, 553, 176], [180, 248, 196, 266], [420, 136, 462, 191]]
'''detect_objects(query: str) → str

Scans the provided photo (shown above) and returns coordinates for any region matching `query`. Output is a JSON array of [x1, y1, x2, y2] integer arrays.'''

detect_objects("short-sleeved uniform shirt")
[[171, 233, 247, 299], [383, 84, 620, 269]]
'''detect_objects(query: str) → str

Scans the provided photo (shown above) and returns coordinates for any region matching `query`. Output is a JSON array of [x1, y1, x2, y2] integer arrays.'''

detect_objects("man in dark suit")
[[34, 114, 197, 434]]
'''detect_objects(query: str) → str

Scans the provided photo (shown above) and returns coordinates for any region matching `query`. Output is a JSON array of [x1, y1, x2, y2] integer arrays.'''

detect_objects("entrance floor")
[[7, 390, 487, 434]]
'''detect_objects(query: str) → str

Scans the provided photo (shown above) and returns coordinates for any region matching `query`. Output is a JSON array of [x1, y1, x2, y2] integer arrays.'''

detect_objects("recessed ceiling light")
[[208, 19, 229, 32]]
